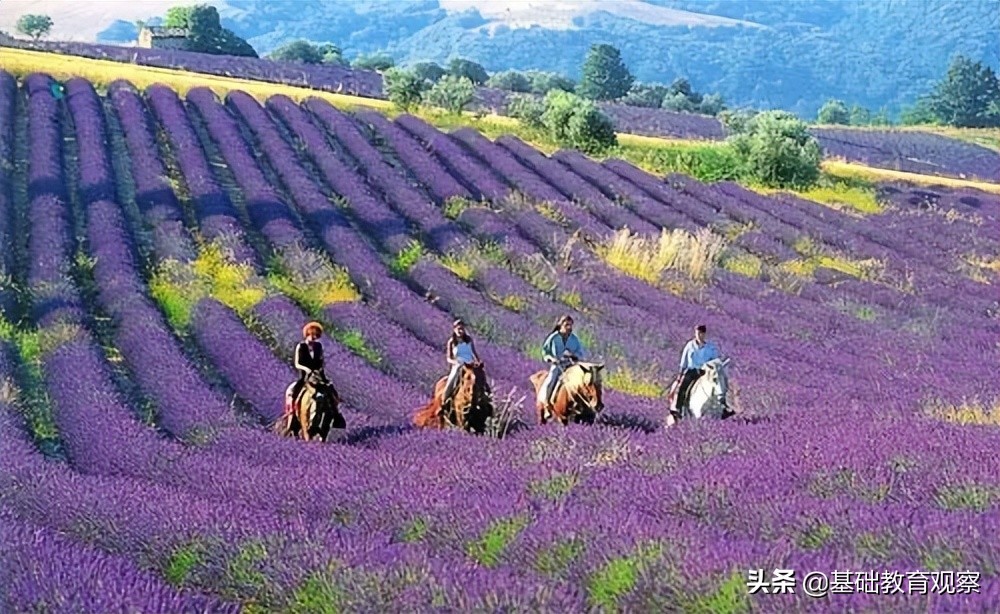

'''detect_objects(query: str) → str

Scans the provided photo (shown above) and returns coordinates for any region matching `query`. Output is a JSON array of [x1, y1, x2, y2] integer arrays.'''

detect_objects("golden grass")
[[753, 177, 884, 215], [823, 160, 1000, 193], [597, 227, 727, 285], [720, 251, 763, 278], [924, 398, 1000, 427], [605, 364, 665, 398], [961, 255, 1000, 284], [439, 252, 477, 282]]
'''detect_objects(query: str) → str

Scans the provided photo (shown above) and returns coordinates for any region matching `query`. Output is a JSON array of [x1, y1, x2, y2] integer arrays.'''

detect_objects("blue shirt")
[[543, 331, 585, 364], [679, 339, 719, 371]]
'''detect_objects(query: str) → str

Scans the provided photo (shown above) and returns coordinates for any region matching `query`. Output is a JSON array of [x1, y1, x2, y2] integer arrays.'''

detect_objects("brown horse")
[[413, 363, 493, 434], [529, 361, 605, 425], [274, 370, 346, 442]]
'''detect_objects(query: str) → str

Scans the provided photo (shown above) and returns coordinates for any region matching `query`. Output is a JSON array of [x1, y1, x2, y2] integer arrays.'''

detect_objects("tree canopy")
[[164, 4, 256, 57], [926, 55, 1000, 128], [576, 43, 634, 101], [16, 14, 53, 40]]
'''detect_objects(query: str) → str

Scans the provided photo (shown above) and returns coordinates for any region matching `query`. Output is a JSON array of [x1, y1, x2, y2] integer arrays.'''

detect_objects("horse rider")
[[290, 321, 327, 410], [442, 319, 482, 411], [674, 323, 722, 418], [539, 315, 587, 418]]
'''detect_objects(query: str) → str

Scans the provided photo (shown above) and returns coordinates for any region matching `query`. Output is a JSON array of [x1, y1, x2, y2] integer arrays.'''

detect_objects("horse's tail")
[[413, 378, 446, 428], [413, 397, 443, 428]]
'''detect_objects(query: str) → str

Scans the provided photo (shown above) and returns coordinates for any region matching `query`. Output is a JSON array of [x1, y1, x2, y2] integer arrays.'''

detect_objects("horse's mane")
[[561, 363, 600, 394]]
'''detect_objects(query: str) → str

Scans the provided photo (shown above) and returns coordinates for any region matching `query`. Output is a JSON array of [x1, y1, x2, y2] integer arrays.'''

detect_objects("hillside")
[[2, 60, 1000, 610], [14, 0, 991, 117]]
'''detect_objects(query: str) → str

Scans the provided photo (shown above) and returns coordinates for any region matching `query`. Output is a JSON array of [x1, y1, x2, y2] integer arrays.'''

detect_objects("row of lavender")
[[4, 69, 1000, 611]]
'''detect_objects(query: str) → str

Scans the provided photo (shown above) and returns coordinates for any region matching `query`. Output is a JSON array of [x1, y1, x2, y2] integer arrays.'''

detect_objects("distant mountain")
[[8, 0, 998, 118]]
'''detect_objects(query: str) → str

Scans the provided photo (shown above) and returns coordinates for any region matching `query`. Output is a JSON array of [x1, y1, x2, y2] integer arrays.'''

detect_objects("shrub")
[[729, 110, 822, 188], [507, 94, 546, 128], [541, 90, 617, 153], [423, 75, 475, 114]]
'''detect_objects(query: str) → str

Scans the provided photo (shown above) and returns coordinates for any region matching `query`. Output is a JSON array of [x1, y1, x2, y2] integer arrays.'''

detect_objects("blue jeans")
[[443, 363, 464, 403], [539, 364, 563, 405]]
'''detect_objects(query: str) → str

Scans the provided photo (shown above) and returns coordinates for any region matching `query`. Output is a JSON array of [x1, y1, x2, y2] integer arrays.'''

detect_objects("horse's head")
[[564, 362, 605, 414], [702, 357, 731, 409]]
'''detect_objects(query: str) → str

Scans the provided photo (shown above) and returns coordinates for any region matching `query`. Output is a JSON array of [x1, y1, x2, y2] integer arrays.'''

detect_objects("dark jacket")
[[294, 341, 325, 382]]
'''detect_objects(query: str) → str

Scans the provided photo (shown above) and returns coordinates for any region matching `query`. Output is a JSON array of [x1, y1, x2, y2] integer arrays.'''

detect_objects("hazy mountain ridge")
[[218, 0, 1000, 117], [9, 0, 998, 117]]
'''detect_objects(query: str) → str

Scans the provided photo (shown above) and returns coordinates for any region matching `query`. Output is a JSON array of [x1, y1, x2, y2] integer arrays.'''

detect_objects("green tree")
[[411, 62, 446, 84], [621, 83, 668, 108], [353, 54, 395, 71], [849, 105, 872, 125], [527, 71, 575, 95], [565, 105, 617, 154], [448, 58, 489, 85], [661, 91, 697, 112], [719, 108, 758, 135], [668, 78, 694, 99], [541, 90, 617, 153], [576, 43, 634, 101], [16, 14, 53, 40], [817, 99, 850, 124], [871, 107, 892, 126], [698, 93, 726, 116], [423, 75, 475, 114], [317, 43, 345, 65], [487, 70, 531, 93], [268, 40, 323, 64], [899, 97, 938, 125], [163, 6, 194, 28], [728, 110, 821, 188], [384, 68, 427, 111], [164, 4, 255, 57], [927, 55, 1000, 128], [507, 94, 546, 128]]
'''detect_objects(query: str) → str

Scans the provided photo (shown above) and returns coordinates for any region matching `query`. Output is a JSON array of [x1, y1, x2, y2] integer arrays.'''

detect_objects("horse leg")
[[299, 402, 311, 441]]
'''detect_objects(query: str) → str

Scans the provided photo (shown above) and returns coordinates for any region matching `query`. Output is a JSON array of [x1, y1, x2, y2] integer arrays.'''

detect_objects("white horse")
[[665, 357, 732, 427]]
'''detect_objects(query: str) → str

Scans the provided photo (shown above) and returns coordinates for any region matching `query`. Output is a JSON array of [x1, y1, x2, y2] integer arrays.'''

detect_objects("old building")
[[137, 26, 189, 50]]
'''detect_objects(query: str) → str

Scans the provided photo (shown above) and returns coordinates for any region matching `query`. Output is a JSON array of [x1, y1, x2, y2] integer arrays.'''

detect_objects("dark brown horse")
[[530, 361, 605, 425], [413, 363, 493, 434], [275, 370, 345, 442]]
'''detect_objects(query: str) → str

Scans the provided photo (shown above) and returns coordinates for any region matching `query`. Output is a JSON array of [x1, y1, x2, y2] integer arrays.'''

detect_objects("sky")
[[0, 0, 758, 43]]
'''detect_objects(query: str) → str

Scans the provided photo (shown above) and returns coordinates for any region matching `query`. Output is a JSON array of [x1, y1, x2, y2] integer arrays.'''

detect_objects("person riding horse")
[[538, 315, 587, 420], [442, 319, 483, 414], [675, 324, 733, 419], [289, 321, 327, 414]]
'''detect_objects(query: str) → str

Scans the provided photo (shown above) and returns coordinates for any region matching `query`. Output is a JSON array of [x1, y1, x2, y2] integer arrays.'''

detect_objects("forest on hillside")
[[123, 0, 999, 116]]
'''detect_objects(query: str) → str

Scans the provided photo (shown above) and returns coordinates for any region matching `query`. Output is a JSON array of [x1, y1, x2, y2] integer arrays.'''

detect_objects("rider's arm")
[[679, 341, 692, 372], [445, 338, 457, 365], [470, 339, 481, 363], [542, 333, 558, 363], [294, 343, 312, 375], [571, 334, 585, 360]]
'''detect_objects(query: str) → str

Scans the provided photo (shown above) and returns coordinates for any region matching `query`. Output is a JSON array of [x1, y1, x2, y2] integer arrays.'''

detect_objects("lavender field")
[[2, 67, 1000, 613]]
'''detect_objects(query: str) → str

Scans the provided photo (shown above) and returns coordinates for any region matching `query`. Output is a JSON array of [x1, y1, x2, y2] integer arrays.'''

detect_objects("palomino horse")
[[530, 361, 605, 425], [665, 357, 731, 427], [275, 370, 346, 442], [413, 363, 493, 434]]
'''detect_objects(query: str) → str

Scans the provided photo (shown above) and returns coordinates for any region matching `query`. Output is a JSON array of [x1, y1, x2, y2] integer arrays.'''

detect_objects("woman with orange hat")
[[290, 321, 326, 409]]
